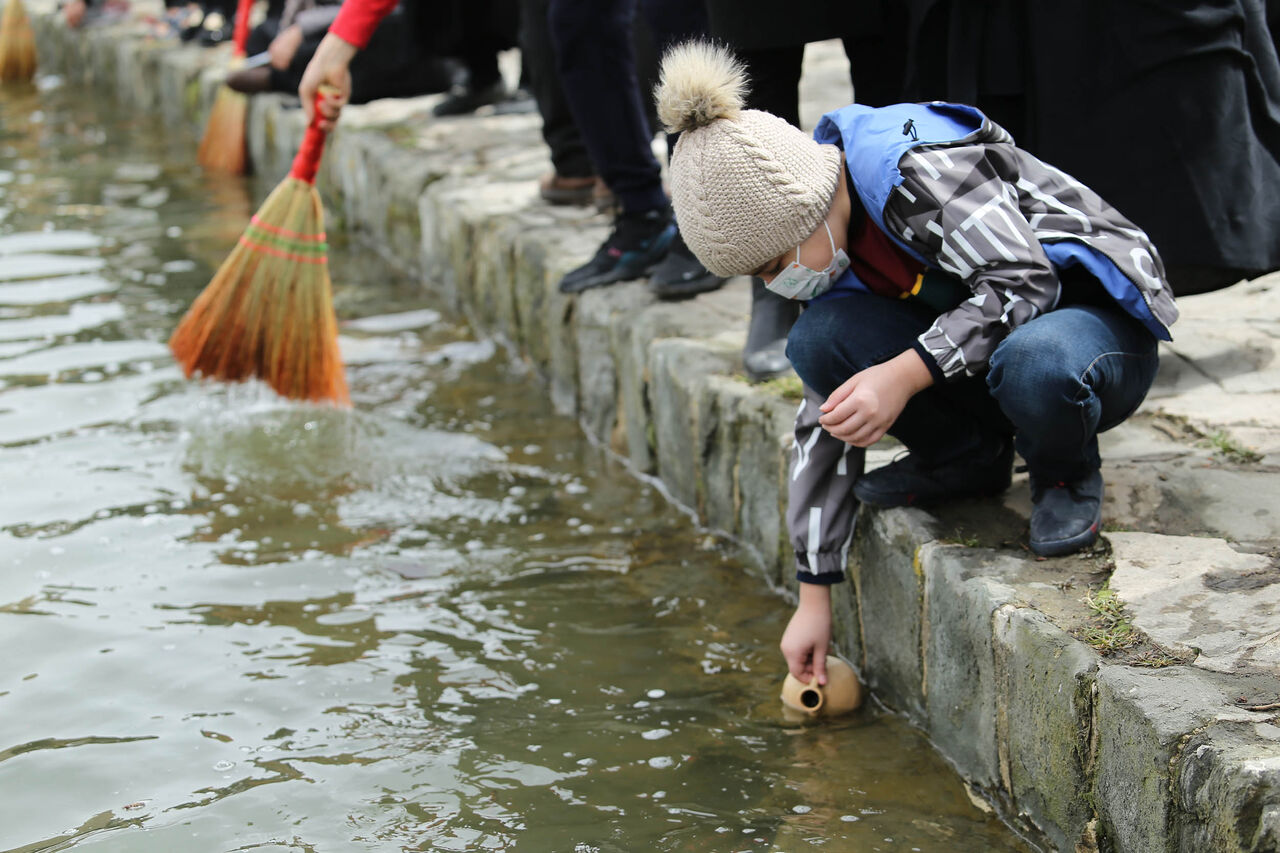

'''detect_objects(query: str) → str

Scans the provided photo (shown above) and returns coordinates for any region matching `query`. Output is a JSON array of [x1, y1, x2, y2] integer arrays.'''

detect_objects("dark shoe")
[[432, 80, 507, 117], [558, 208, 676, 294], [853, 438, 1014, 507], [649, 231, 725, 299], [743, 277, 800, 381], [1029, 470, 1104, 557], [492, 87, 537, 115], [539, 172, 597, 206], [225, 65, 271, 95]]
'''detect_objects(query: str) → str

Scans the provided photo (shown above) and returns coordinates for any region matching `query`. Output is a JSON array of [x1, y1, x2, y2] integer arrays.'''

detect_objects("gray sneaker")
[[1029, 470, 1104, 557]]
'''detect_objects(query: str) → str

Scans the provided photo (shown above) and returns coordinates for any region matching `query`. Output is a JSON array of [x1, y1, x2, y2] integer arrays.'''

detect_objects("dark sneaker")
[[432, 80, 507, 117], [1029, 470, 1104, 557], [492, 87, 537, 115], [649, 231, 726, 299], [853, 438, 1014, 507], [558, 209, 676, 294]]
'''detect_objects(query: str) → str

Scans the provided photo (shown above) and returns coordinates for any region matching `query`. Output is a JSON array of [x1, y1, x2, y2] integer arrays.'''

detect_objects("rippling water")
[[0, 76, 1027, 852]]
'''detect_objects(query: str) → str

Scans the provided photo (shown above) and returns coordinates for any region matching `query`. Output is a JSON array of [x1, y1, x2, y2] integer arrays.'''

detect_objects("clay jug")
[[780, 655, 863, 718]]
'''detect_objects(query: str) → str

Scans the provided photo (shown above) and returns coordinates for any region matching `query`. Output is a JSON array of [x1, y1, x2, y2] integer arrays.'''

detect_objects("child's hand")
[[819, 349, 934, 447], [780, 584, 832, 685]]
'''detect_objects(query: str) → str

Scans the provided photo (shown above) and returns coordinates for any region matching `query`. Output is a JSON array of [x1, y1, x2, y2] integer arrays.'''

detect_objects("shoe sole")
[[540, 189, 596, 206], [1029, 520, 1101, 557], [649, 271, 726, 300], [853, 480, 1011, 509], [558, 227, 677, 294]]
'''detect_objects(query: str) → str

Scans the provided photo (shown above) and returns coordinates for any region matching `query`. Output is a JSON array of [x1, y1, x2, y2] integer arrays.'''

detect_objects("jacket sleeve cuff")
[[329, 0, 398, 50], [911, 339, 948, 385], [794, 551, 847, 585]]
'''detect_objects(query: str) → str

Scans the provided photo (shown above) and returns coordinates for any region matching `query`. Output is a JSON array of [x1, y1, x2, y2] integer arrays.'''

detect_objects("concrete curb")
[[30, 15, 1280, 851]]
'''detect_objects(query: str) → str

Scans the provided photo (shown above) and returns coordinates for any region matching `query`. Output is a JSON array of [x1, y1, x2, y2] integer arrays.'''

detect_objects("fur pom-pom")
[[655, 41, 747, 134]]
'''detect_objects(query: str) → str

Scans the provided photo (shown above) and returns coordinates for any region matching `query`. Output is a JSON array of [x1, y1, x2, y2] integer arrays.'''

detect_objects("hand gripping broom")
[[196, 0, 253, 173], [170, 89, 349, 405], [0, 0, 36, 83]]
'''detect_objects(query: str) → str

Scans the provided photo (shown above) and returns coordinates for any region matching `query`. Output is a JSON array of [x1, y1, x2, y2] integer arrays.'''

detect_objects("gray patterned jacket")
[[789, 102, 1179, 583]]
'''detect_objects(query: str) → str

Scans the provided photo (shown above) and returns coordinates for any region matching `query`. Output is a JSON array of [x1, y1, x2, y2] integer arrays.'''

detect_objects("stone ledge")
[[30, 14, 1280, 851]]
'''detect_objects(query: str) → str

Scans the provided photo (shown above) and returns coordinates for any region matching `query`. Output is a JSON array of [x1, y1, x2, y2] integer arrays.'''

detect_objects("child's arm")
[[781, 583, 832, 685], [783, 384, 864, 682], [817, 348, 934, 448], [787, 384, 865, 580]]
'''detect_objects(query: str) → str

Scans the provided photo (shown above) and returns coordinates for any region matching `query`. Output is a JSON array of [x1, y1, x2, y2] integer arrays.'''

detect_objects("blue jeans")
[[785, 292, 1160, 482]]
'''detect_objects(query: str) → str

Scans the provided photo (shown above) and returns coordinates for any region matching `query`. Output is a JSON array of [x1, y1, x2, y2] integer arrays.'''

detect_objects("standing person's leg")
[[550, 0, 676, 292], [638, 0, 726, 299], [433, 0, 515, 115], [787, 292, 1015, 503], [737, 44, 804, 125], [987, 304, 1159, 555], [839, 1, 908, 107], [549, 0, 666, 215], [520, 0, 598, 205], [735, 45, 805, 379]]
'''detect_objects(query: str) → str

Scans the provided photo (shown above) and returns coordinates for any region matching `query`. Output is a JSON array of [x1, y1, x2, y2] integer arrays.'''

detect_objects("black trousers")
[[520, 0, 593, 178], [547, 0, 709, 214]]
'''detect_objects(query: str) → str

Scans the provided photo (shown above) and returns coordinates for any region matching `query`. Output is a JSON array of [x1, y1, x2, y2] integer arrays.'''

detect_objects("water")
[[0, 77, 1028, 852]]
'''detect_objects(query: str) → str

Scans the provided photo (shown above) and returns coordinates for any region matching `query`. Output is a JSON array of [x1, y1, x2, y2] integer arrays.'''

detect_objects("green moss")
[[1081, 584, 1137, 654], [1203, 430, 1263, 464], [940, 529, 981, 548], [756, 374, 804, 401], [183, 77, 201, 118], [1129, 650, 1182, 668]]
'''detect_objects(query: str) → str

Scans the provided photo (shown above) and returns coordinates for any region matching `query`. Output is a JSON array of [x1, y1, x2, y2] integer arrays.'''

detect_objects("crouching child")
[[654, 42, 1178, 686]]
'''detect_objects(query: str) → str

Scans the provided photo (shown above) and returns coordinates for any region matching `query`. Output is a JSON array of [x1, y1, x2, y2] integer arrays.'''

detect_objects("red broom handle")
[[232, 0, 252, 58], [289, 89, 333, 184]]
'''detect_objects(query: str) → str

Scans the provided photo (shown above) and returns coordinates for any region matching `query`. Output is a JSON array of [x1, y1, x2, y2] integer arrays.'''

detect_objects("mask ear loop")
[[796, 220, 836, 268]]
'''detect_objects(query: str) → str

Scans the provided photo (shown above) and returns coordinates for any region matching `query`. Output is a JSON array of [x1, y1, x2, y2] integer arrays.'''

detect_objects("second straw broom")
[[0, 0, 36, 83], [196, 0, 254, 173], [170, 89, 349, 405]]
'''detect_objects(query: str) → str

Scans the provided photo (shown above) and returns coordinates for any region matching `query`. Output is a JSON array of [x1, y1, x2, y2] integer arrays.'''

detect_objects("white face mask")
[[764, 221, 851, 301]]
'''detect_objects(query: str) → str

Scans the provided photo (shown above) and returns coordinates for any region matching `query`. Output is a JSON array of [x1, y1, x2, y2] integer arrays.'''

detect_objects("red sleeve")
[[328, 0, 401, 50]]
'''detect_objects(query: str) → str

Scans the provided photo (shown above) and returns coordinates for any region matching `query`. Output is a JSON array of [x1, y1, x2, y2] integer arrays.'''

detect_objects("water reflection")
[[0, 77, 1028, 851]]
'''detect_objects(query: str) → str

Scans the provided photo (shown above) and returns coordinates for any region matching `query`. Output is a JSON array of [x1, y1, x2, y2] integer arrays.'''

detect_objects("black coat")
[[704, 0, 879, 50], [908, 0, 1280, 292]]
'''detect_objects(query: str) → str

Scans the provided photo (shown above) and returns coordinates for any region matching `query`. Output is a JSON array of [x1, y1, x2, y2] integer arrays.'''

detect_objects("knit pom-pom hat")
[[656, 41, 842, 278]]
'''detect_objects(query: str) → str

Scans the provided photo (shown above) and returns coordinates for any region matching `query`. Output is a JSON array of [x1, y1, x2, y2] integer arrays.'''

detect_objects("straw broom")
[[0, 0, 36, 83], [196, 0, 253, 173], [171, 89, 349, 405]]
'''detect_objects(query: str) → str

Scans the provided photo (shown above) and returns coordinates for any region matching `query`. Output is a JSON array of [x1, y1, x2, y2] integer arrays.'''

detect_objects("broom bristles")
[[0, 0, 36, 83], [169, 177, 349, 404], [197, 84, 249, 174]]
